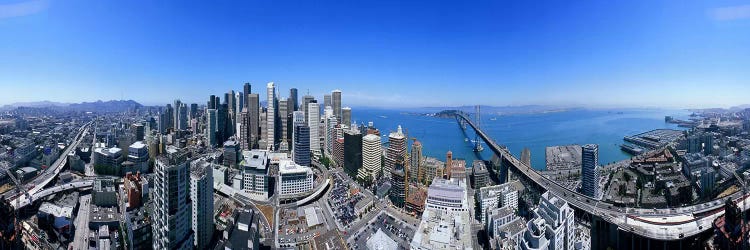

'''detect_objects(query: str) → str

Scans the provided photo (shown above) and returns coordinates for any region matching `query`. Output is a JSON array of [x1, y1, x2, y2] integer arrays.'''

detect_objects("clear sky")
[[1, 0, 748, 108]]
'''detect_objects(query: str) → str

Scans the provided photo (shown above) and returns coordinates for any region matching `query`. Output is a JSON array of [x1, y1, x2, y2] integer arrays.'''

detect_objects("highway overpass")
[[455, 112, 747, 249], [5, 122, 92, 209]]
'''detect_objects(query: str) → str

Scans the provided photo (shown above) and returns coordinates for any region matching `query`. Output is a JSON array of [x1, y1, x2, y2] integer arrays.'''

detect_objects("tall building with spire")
[[385, 126, 407, 178]]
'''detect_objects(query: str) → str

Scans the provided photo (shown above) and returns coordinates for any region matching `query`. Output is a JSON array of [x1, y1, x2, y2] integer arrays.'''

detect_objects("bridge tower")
[[473, 105, 483, 152]]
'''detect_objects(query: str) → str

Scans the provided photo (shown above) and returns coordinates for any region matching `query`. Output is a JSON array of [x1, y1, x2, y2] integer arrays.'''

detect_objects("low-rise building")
[[367, 229, 398, 250], [92, 178, 117, 207], [472, 160, 490, 189], [278, 160, 314, 198], [240, 150, 271, 200]]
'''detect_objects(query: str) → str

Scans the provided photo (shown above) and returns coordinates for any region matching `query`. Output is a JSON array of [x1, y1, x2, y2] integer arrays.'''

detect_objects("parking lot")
[[328, 173, 366, 228], [350, 212, 415, 250]]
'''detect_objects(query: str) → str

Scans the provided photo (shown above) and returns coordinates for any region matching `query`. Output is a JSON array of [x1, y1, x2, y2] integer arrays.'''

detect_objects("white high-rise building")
[[325, 115, 338, 156], [478, 181, 520, 227], [266, 82, 276, 150], [190, 160, 214, 250], [358, 134, 382, 181], [385, 125, 407, 178], [307, 102, 320, 155], [153, 153, 194, 250], [519, 191, 575, 250]]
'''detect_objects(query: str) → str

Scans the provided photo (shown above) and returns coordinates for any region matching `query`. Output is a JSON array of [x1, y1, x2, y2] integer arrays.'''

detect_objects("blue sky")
[[1, 0, 748, 108]]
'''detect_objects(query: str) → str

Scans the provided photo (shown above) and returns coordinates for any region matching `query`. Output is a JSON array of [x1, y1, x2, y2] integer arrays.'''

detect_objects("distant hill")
[[1, 100, 68, 109], [2, 100, 142, 113], [68, 100, 142, 113]]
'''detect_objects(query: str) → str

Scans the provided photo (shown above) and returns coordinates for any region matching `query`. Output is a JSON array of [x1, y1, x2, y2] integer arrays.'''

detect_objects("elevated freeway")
[[455, 112, 747, 245], [5, 121, 92, 209], [13, 180, 94, 209]]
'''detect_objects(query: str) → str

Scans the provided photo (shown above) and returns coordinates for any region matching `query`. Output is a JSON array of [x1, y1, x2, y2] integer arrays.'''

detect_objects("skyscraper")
[[343, 128, 363, 179], [290, 88, 298, 111], [177, 103, 188, 131], [390, 159, 407, 208], [325, 113, 338, 156], [323, 94, 332, 110], [190, 160, 214, 250], [307, 102, 320, 155], [247, 93, 260, 149], [153, 151, 194, 250], [243, 82, 251, 110], [239, 110, 251, 150], [581, 144, 600, 198], [158, 112, 168, 135], [342, 107, 352, 128], [266, 82, 276, 150], [293, 112, 311, 167], [332, 90, 342, 123], [208, 95, 217, 109], [358, 134, 382, 183], [173, 100, 182, 130], [302, 95, 315, 124], [687, 135, 701, 153], [279, 99, 289, 150], [189, 103, 198, 120], [385, 126, 407, 178], [206, 109, 218, 147], [165, 104, 174, 132], [217, 103, 228, 144], [410, 141, 423, 183]]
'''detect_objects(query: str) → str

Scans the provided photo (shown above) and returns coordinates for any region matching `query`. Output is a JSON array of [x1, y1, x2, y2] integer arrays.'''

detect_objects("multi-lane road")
[[5, 121, 92, 209]]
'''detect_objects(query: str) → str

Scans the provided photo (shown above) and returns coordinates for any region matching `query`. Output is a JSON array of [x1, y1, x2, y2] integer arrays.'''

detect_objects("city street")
[[72, 194, 92, 250]]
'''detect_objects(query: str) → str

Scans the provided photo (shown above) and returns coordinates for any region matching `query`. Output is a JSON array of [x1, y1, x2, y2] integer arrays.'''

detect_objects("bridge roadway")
[[6, 122, 92, 209], [456, 112, 749, 241], [14, 180, 95, 208]]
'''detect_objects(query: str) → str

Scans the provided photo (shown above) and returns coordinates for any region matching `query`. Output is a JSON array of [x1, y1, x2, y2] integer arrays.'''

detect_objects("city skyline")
[[1, 1, 749, 108]]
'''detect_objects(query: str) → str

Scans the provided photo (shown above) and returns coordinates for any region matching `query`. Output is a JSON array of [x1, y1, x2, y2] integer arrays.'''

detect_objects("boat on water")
[[490, 117, 497, 121], [379, 115, 388, 119]]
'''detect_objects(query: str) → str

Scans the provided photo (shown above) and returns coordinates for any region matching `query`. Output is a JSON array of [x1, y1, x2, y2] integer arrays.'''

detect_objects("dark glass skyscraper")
[[293, 124, 311, 167], [290, 88, 298, 111], [343, 129, 363, 179]]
